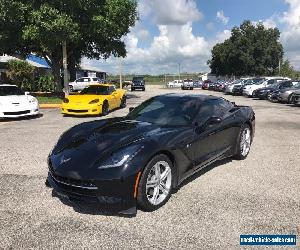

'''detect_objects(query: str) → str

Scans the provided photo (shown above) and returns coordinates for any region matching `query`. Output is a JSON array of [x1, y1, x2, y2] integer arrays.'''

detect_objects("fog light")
[[92, 109, 97, 112]]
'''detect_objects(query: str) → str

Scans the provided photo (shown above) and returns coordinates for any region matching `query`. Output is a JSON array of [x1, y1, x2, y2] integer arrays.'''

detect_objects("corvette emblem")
[[60, 155, 71, 165]]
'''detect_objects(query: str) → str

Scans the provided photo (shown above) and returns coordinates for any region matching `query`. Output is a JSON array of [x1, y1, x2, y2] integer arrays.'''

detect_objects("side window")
[[76, 78, 83, 82], [111, 85, 116, 92], [267, 79, 275, 85], [92, 78, 98, 81]]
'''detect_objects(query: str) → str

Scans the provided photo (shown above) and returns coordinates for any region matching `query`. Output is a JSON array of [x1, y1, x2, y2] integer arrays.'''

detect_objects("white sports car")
[[0, 84, 39, 118]]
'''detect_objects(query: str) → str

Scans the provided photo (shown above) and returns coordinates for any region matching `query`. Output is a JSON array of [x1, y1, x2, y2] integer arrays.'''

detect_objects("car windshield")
[[80, 85, 110, 95], [293, 82, 300, 88], [126, 96, 199, 126], [0, 86, 24, 96], [254, 80, 266, 85], [133, 77, 143, 82]]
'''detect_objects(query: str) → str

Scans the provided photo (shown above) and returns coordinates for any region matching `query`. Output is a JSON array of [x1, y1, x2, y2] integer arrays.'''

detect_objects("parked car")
[[131, 76, 145, 91], [181, 79, 194, 90], [290, 89, 300, 105], [46, 93, 255, 214], [224, 79, 244, 94], [243, 77, 288, 97], [167, 80, 183, 88], [61, 84, 126, 116], [193, 80, 203, 88], [69, 77, 103, 92], [202, 80, 211, 90], [0, 84, 39, 118], [276, 82, 300, 103], [253, 80, 295, 100]]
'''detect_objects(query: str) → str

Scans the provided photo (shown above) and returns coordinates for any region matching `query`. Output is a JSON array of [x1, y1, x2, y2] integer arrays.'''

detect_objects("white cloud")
[[280, 0, 300, 69], [216, 30, 231, 43], [216, 10, 229, 25], [140, 0, 203, 25]]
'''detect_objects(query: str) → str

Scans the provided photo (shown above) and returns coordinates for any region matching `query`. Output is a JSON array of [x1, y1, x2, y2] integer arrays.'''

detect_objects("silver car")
[[277, 82, 300, 103], [291, 89, 300, 105]]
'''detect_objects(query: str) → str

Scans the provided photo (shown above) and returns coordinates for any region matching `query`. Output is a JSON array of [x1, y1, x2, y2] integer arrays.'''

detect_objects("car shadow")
[[126, 93, 140, 99], [51, 190, 136, 218], [0, 113, 43, 122], [175, 157, 233, 192]]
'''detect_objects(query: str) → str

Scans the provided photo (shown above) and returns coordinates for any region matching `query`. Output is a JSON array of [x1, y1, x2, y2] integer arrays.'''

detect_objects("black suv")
[[131, 76, 145, 91]]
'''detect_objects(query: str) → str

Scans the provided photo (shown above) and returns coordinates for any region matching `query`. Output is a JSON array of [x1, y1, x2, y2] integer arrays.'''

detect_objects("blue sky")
[[82, 0, 300, 75]]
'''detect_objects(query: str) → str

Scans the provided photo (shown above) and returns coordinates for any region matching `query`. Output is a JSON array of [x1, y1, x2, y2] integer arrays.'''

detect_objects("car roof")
[[159, 93, 223, 101]]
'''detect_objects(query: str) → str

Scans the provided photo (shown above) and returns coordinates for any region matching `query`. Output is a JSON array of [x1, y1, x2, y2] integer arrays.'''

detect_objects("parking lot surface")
[[0, 85, 299, 249]]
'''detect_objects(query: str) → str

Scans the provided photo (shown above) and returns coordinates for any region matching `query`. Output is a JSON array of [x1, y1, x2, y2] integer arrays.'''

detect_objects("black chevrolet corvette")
[[46, 94, 255, 215]]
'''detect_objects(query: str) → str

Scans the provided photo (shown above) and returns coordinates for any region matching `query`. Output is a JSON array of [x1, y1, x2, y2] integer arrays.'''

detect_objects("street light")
[[178, 63, 181, 80]]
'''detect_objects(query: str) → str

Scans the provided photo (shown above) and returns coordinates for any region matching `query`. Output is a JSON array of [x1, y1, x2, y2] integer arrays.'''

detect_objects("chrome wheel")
[[240, 128, 251, 156], [146, 161, 172, 206]]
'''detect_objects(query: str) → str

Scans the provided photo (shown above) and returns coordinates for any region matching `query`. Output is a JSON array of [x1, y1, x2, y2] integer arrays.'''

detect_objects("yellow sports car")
[[61, 84, 126, 116]]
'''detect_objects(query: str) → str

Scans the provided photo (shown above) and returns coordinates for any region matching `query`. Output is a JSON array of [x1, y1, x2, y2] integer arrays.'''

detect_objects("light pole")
[[178, 63, 181, 80]]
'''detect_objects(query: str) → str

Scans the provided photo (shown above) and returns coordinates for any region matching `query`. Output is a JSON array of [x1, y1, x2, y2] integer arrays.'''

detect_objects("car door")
[[110, 86, 119, 108], [81, 78, 91, 90], [189, 99, 238, 169]]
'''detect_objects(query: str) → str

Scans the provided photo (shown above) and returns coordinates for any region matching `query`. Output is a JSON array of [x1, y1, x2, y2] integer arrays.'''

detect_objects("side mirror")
[[129, 107, 135, 112], [25, 91, 30, 95], [206, 117, 222, 126]]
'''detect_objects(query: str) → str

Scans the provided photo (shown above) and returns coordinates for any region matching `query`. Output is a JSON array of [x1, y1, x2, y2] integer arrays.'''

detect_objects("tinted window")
[[81, 85, 109, 95], [196, 98, 233, 122], [0, 86, 24, 96], [126, 96, 200, 126], [83, 78, 90, 82], [92, 78, 98, 81]]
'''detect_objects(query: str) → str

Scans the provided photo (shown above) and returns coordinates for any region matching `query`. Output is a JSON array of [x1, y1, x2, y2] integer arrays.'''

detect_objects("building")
[[0, 54, 107, 82], [0, 55, 51, 82]]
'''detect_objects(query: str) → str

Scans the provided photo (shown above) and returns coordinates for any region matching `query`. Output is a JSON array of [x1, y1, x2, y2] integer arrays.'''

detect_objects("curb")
[[39, 104, 61, 109]]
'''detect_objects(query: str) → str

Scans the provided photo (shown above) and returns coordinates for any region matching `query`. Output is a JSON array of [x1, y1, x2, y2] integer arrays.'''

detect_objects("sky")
[[81, 0, 300, 75]]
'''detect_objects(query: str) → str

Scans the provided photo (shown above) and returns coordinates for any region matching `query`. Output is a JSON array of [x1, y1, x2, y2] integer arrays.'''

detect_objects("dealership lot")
[[0, 85, 299, 249]]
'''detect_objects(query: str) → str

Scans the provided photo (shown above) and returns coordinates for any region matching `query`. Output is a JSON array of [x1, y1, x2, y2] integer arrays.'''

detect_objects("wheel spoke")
[[146, 180, 156, 188], [160, 167, 171, 181], [159, 183, 169, 196], [154, 164, 161, 179], [150, 186, 159, 205]]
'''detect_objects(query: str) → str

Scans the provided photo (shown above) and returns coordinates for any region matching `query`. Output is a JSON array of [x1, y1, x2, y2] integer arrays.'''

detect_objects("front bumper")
[[61, 103, 102, 116], [243, 89, 253, 96], [46, 169, 138, 215], [0, 107, 39, 118]]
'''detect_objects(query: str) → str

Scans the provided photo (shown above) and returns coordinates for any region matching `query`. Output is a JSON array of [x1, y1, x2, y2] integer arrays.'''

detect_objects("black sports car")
[[46, 94, 255, 215]]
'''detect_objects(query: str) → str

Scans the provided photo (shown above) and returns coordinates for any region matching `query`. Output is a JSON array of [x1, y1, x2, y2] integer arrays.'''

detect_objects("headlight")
[[29, 97, 38, 103], [89, 99, 99, 104], [98, 144, 144, 169], [63, 98, 69, 103]]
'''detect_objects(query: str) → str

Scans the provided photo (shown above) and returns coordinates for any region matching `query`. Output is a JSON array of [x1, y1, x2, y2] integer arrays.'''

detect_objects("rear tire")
[[137, 154, 174, 211], [234, 124, 252, 160]]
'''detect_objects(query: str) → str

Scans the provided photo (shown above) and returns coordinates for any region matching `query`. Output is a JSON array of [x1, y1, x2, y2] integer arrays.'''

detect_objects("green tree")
[[0, 0, 138, 91], [208, 20, 283, 76], [6, 59, 35, 90]]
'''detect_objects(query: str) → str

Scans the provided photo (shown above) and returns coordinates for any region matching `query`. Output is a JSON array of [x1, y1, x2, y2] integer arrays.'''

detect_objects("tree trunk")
[[52, 59, 62, 92], [68, 55, 77, 82]]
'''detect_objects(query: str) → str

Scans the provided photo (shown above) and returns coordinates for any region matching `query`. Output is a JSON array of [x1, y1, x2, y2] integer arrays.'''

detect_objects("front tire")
[[137, 154, 174, 211], [101, 101, 109, 116], [234, 124, 252, 160], [120, 96, 126, 108]]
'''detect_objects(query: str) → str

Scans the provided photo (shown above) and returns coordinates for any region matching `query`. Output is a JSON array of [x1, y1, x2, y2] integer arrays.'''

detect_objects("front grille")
[[67, 109, 88, 113], [3, 110, 30, 115], [49, 164, 97, 190]]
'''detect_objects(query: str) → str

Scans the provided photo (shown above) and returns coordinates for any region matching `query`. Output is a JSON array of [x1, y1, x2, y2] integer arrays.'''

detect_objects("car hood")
[[49, 118, 179, 178], [0, 95, 34, 105], [66, 94, 107, 105]]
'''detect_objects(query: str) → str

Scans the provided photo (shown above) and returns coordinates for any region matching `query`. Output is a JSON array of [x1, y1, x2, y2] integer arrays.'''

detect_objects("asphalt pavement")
[[0, 85, 299, 249]]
